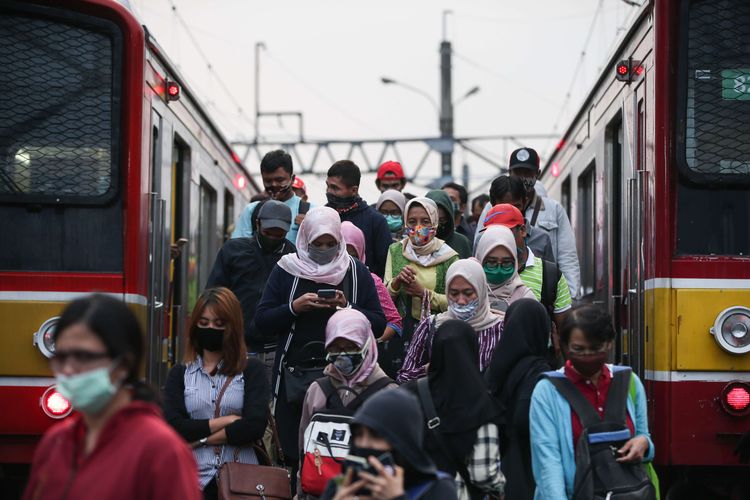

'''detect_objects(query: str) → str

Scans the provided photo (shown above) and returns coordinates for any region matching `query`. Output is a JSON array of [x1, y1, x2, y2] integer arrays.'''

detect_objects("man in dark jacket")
[[206, 199, 296, 382], [320, 388, 458, 500], [326, 160, 391, 278], [425, 190, 472, 259]]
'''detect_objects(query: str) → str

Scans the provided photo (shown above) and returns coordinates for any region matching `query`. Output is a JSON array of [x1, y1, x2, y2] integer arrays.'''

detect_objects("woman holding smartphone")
[[255, 206, 386, 473]]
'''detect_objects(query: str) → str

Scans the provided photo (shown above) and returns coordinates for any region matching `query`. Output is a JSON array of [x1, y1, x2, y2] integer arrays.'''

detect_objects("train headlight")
[[32, 316, 60, 359], [710, 306, 750, 354]]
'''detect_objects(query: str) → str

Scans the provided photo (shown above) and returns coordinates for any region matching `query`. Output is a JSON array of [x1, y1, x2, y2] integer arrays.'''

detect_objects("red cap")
[[484, 204, 525, 229], [377, 161, 405, 180], [292, 176, 306, 192]]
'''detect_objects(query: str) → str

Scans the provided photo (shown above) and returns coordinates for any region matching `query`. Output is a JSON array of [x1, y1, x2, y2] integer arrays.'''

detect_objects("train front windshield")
[[0, 4, 123, 271], [676, 0, 750, 256]]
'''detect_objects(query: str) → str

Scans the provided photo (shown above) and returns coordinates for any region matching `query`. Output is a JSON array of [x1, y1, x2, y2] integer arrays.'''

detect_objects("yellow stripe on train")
[[645, 285, 750, 373]]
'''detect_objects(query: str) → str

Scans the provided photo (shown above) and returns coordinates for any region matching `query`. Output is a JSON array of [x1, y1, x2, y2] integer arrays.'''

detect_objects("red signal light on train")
[[41, 386, 72, 419], [617, 63, 629, 76], [166, 81, 180, 101], [615, 59, 642, 83], [720, 382, 750, 416], [234, 175, 247, 190], [551, 162, 561, 177]]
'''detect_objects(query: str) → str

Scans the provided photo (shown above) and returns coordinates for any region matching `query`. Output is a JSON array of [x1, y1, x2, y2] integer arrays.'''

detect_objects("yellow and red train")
[[0, 0, 258, 474], [542, 0, 750, 495]]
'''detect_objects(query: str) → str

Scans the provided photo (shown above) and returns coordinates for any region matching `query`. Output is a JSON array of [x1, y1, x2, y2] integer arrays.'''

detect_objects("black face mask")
[[266, 183, 291, 200], [437, 222, 450, 239], [326, 192, 359, 209], [349, 445, 390, 461], [196, 327, 224, 352], [257, 232, 285, 253]]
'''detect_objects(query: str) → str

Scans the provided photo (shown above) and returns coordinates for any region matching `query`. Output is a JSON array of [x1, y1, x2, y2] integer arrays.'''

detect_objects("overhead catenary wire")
[[165, 0, 256, 136]]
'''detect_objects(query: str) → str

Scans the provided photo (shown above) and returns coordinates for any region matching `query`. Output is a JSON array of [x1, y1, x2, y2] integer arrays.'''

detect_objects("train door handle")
[[154, 300, 164, 310]]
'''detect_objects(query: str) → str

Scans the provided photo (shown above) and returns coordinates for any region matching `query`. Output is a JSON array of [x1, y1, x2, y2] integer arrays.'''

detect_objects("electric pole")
[[439, 10, 454, 180]]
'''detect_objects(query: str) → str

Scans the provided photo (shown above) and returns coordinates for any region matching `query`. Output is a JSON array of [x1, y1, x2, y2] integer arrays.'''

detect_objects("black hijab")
[[427, 319, 498, 459], [485, 298, 551, 401]]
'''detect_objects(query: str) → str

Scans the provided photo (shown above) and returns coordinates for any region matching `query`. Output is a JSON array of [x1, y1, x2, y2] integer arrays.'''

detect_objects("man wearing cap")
[[375, 160, 416, 200], [208, 199, 296, 382], [232, 149, 312, 245], [476, 148, 580, 299]]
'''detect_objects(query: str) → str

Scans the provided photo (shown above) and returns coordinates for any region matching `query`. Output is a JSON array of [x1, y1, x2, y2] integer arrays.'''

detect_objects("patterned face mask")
[[448, 299, 480, 321], [405, 225, 436, 247]]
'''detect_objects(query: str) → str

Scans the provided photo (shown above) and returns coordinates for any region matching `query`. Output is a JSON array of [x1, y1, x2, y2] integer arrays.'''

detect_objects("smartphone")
[[343, 452, 395, 496], [317, 289, 337, 299]]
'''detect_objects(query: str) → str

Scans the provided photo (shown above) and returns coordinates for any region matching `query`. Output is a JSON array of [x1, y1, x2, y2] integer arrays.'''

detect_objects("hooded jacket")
[[23, 401, 200, 500], [320, 388, 458, 500], [425, 190, 472, 259], [329, 198, 392, 278]]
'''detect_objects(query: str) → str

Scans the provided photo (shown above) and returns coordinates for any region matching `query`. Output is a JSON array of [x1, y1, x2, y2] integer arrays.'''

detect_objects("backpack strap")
[[529, 196, 543, 226], [416, 378, 481, 498], [603, 368, 632, 426], [543, 373, 601, 428], [343, 256, 356, 304], [317, 377, 345, 410], [540, 259, 560, 317], [347, 376, 393, 411], [298, 200, 311, 215]]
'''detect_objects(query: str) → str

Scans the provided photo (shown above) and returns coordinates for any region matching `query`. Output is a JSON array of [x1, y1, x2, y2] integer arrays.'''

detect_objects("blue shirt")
[[232, 195, 311, 245]]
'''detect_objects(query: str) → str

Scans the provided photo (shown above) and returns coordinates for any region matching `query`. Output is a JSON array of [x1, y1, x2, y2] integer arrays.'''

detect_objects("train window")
[[677, 0, 750, 184], [561, 176, 571, 217], [0, 4, 122, 204], [223, 189, 235, 242], [577, 163, 596, 297], [675, 0, 750, 255], [198, 179, 218, 290]]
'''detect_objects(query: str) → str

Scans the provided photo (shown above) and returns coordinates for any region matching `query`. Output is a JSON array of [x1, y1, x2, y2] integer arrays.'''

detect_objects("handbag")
[[282, 340, 327, 405], [213, 372, 292, 500]]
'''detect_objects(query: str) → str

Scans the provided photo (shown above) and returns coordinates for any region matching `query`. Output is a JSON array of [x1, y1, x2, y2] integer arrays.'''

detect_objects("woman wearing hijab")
[[425, 189, 472, 259], [376, 189, 407, 242], [404, 320, 504, 500], [382, 197, 458, 378], [475, 225, 536, 313], [484, 299, 552, 500], [255, 207, 386, 469], [341, 221, 402, 343], [397, 259, 503, 383], [297, 309, 396, 498]]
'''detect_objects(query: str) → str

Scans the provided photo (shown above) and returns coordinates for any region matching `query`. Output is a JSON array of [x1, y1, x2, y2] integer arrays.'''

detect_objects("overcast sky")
[[129, 0, 640, 204]]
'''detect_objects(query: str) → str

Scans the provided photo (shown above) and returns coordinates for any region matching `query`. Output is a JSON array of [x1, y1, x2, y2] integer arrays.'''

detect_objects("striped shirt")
[[184, 358, 258, 488], [519, 250, 572, 314]]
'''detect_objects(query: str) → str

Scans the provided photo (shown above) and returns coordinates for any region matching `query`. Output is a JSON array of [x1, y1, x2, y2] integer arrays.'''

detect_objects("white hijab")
[[474, 225, 529, 301], [401, 197, 457, 267], [434, 258, 503, 331], [278, 206, 350, 286]]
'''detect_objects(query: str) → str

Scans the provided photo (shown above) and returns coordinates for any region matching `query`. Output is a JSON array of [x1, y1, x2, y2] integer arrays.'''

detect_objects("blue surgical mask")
[[448, 299, 480, 321], [385, 215, 403, 232], [56, 362, 119, 414]]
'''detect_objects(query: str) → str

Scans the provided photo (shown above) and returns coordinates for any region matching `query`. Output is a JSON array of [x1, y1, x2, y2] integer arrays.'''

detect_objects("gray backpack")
[[544, 368, 656, 500]]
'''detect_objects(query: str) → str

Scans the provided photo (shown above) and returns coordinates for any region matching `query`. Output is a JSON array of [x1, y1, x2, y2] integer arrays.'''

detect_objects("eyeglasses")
[[483, 258, 515, 270], [379, 209, 402, 217], [50, 349, 110, 372]]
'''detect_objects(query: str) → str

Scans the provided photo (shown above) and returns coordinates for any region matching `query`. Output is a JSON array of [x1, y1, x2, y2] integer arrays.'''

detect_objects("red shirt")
[[563, 361, 635, 449], [23, 400, 201, 500]]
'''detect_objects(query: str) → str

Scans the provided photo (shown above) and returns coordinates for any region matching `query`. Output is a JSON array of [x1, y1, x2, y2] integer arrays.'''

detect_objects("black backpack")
[[543, 368, 656, 500], [540, 258, 561, 318]]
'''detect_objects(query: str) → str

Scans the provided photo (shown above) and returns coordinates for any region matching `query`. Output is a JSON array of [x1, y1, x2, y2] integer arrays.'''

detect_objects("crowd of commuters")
[[26, 148, 665, 500]]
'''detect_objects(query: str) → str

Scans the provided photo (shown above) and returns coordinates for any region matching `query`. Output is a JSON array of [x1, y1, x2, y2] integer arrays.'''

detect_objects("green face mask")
[[56, 362, 119, 415], [385, 215, 403, 232], [483, 264, 515, 285]]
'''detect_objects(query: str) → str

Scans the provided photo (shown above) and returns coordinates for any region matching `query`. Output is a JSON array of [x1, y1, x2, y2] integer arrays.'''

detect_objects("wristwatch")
[[199, 437, 208, 446]]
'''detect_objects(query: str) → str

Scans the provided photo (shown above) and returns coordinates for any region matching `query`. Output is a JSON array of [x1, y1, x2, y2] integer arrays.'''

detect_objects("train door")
[[168, 137, 190, 373], [626, 88, 647, 379], [147, 109, 166, 385], [607, 114, 626, 364]]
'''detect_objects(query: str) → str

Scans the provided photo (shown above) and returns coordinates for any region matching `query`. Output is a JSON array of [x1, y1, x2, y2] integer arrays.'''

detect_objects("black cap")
[[258, 200, 292, 231], [508, 147, 540, 172]]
